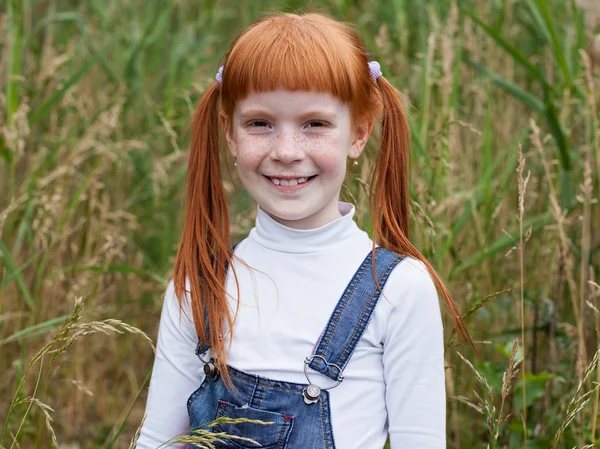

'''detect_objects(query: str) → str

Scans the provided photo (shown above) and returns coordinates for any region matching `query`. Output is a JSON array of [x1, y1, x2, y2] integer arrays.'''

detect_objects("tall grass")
[[1, 0, 599, 447]]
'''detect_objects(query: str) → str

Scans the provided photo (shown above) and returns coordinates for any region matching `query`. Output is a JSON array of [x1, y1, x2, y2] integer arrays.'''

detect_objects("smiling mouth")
[[264, 175, 318, 187]]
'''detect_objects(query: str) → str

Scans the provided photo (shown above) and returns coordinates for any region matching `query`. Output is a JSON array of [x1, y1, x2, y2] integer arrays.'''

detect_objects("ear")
[[219, 110, 237, 156], [349, 119, 373, 159]]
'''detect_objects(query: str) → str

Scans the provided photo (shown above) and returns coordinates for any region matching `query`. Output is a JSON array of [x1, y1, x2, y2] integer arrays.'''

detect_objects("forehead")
[[235, 89, 349, 118]]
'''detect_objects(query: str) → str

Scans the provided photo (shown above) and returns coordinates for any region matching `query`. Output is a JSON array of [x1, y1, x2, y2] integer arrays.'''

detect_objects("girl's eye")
[[248, 120, 270, 127], [306, 121, 328, 128]]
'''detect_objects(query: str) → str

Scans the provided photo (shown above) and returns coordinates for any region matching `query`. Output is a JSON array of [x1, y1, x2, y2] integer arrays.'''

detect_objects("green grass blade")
[[29, 49, 105, 124], [530, 0, 572, 86], [525, 0, 553, 46], [101, 370, 152, 449], [454, 1, 544, 84], [451, 210, 564, 276], [6, 0, 23, 128], [0, 315, 70, 346], [542, 85, 571, 172], [464, 56, 545, 112], [0, 240, 35, 310], [445, 125, 528, 254], [12, 189, 35, 256]]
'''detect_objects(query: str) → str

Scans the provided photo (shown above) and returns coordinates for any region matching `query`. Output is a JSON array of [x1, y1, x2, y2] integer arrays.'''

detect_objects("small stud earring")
[[234, 160, 237, 167], [353, 159, 359, 166]]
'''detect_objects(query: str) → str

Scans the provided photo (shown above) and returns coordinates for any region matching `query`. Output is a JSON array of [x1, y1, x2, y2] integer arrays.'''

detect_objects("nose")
[[269, 130, 305, 164]]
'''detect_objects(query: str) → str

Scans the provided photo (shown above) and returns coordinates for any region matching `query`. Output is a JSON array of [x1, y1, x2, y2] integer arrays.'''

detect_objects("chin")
[[266, 208, 310, 223], [261, 204, 318, 226]]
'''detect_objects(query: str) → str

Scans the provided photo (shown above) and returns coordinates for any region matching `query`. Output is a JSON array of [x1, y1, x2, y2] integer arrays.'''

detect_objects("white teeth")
[[270, 177, 310, 186]]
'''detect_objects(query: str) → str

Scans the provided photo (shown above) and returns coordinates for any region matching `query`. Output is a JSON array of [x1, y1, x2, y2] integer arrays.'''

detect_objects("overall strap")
[[195, 243, 239, 356], [307, 247, 405, 381]]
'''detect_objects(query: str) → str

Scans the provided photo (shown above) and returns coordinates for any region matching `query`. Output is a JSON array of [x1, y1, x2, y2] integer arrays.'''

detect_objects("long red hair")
[[174, 12, 471, 389]]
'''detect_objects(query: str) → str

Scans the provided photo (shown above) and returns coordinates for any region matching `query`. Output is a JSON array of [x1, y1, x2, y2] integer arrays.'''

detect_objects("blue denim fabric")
[[188, 247, 404, 448]]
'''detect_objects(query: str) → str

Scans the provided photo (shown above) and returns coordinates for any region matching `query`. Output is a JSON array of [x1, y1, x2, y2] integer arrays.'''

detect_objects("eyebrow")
[[239, 109, 337, 120]]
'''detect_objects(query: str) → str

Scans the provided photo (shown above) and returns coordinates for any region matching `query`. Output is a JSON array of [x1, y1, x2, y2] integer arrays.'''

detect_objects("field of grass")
[[1, 0, 599, 447]]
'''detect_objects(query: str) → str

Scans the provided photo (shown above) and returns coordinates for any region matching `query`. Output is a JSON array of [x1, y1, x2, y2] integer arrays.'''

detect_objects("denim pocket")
[[212, 400, 294, 449], [187, 375, 211, 416]]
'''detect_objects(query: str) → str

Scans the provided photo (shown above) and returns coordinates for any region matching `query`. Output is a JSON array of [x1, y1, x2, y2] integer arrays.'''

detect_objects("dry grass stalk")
[[445, 358, 461, 449], [156, 417, 272, 449], [17, 398, 59, 449], [553, 347, 600, 448], [456, 351, 496, 439], [57, 319, 156, 355], [495, 338, 522, 444], [579, 49, 599, 203], [456, 338, 522, 448], [589, 280, 600, 442], [577, 48, 596, 435], [446, 287, 513, 351], [530, 119, 587, 380], [516, 143, 530, 443], [128, 414, 146, 449], [2, 295, 155, 447]]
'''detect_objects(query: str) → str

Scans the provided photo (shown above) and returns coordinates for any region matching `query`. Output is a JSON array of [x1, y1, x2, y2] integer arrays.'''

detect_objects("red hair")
[[174, 12, 471, 389]]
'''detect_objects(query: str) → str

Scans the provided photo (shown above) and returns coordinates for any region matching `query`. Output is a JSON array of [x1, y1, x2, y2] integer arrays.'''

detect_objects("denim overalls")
[[187, 246, 404, 448]]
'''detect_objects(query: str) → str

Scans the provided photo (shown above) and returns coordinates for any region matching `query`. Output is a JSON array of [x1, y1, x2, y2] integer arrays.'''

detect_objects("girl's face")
[[221, 89, 371, 230]]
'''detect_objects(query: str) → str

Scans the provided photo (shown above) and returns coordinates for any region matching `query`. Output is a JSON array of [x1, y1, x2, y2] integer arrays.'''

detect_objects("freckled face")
[[221, 89, 369, 230]]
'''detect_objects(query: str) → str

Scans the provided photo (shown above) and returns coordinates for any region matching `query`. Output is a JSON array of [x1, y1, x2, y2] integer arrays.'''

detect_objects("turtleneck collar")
[[249, 202, 360, 254]]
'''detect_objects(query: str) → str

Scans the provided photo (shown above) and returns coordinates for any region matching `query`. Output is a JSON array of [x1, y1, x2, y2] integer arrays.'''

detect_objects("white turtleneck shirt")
[[137, 202, 446, 449]]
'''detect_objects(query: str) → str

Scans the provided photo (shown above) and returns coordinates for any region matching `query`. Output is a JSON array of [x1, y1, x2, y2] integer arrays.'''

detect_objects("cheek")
[[309, 134, 347, 173], [235, 136, 266, 168]]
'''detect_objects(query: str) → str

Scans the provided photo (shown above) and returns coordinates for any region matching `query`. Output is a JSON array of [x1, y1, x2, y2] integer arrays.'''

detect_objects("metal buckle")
[[196, 340, 221, 381], [302, 355, 344, 405]]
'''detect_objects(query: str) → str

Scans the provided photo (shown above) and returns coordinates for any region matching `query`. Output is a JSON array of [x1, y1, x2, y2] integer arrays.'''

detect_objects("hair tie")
[[215, 65, 224, 84], [215, 61, 382, 85], [368, 60, 382, 81]]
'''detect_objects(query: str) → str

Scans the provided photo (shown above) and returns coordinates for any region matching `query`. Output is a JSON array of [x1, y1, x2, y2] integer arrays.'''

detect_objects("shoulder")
[[382, 254, 437, 299], [378, 254, 442, 336]]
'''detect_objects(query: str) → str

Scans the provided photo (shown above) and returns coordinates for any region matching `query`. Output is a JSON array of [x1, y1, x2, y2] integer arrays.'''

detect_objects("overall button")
[[302, 384, 321, 404], [203, 361, 220, 380]]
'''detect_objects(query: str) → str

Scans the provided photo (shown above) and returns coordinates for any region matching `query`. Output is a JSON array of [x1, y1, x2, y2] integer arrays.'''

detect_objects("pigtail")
[[371, 77, 472, 347], [173, 80, 239, 390]]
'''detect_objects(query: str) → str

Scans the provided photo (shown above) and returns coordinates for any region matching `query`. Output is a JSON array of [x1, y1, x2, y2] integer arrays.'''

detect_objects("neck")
[[249, 201, 359, 254]]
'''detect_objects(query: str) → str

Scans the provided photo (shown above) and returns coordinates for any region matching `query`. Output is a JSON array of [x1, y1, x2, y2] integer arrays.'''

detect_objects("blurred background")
[[1, 0, 599, 448]]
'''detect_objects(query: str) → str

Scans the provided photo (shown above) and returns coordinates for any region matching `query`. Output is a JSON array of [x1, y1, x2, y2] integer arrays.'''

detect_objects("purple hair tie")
[[216, 65, 224, 84], [368, 60, 382, 81]]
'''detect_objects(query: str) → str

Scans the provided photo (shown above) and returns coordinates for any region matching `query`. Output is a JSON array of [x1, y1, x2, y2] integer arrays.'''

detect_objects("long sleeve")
[[136, 280, 204, 449], [382, 258, 446, 449]]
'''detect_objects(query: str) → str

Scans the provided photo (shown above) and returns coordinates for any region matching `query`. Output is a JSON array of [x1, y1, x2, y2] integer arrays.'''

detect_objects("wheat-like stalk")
[[553, 347, 600, 448], [18, 398, 58, 449], [457, 340, 523, 448], [494, 338, 522, 445], [456, 351, 497, 438], [128, 414, 145, 449], [2, 294, 156, 448], [55, 319, 156, 355], [516, 143, 530, 446], [2, 297, 84, 447], [156, 416, 273, 448]]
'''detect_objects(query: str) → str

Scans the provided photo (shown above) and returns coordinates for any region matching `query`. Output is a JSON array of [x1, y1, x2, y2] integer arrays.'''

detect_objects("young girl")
[[137, 12, 469, 449]]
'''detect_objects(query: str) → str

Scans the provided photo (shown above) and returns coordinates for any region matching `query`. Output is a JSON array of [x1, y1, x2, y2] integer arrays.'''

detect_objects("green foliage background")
[[1, 0, 599, 447]]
